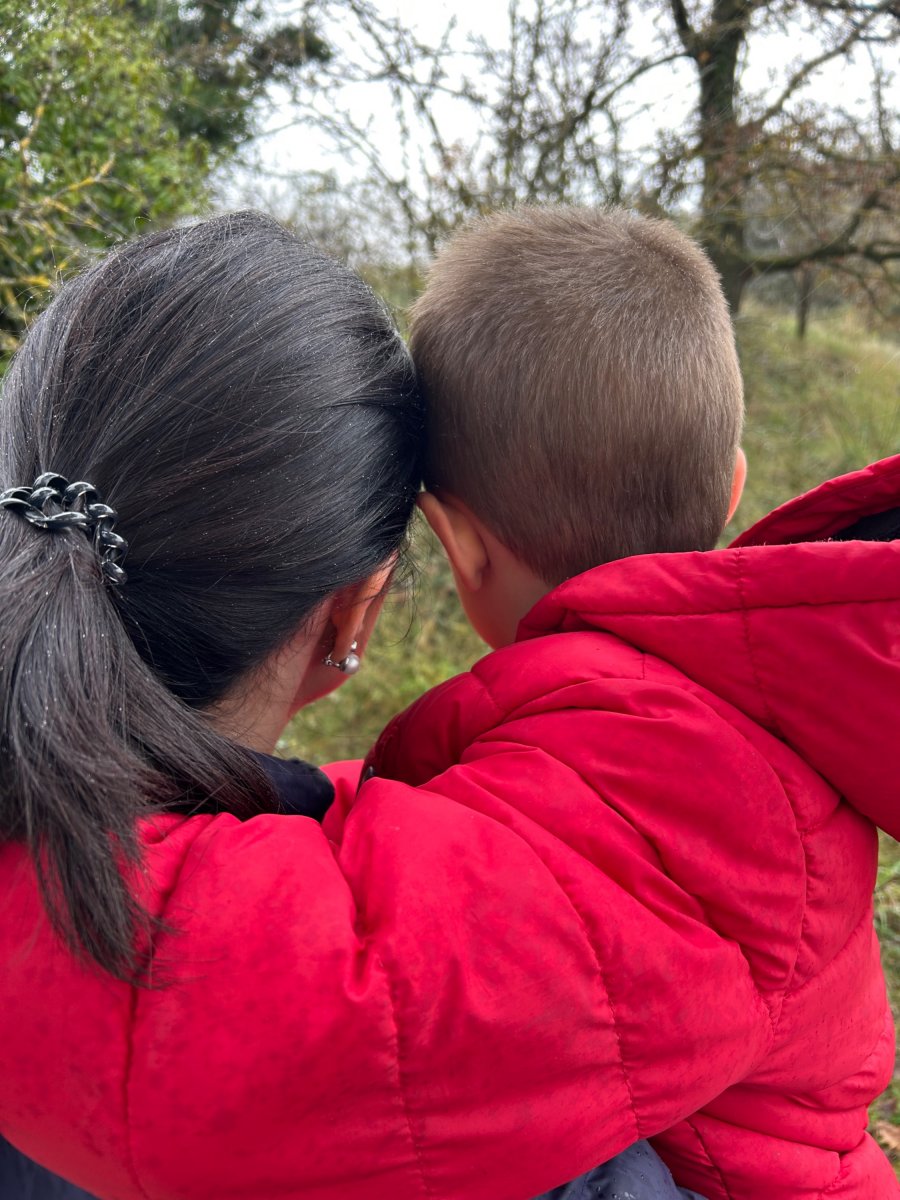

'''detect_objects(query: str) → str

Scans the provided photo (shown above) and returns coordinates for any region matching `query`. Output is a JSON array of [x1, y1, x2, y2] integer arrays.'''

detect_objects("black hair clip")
[[0, 472, 128, 585]]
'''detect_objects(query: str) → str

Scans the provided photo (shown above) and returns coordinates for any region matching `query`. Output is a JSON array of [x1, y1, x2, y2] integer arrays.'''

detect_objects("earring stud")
[[324, 640, 361, 675]]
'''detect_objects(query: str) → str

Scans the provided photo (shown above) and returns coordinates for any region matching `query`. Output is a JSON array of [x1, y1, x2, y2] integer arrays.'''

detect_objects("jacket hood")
[[519, 455, 900, 837]]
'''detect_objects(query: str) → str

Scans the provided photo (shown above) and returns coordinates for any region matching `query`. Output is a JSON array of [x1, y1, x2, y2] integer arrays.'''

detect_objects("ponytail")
[[0, 212, 423, 980], [0, 489, 274, 981]]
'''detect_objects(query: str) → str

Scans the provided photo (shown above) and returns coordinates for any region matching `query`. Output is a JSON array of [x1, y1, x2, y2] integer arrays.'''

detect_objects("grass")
[[280, 304, 900, 1162], [726, 307, 900, 535]]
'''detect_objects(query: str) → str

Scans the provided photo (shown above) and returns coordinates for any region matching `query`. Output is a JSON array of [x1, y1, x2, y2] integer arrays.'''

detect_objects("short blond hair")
[[409, 206, 744, 584]]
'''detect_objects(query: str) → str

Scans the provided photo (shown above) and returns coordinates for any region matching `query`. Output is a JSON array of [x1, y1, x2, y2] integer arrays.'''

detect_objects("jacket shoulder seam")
[[734, 548, 785, 740], [682, 1118, 734, 1200], [372, 951, 434, 1199], [124, 823, 220, 1200]]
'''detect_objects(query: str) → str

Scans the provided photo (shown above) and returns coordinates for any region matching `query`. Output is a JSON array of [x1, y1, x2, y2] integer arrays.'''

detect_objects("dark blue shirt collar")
[[251, 751, 335, 822]]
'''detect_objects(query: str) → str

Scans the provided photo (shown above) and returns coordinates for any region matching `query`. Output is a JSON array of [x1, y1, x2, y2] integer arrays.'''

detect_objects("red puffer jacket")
[[0, 457, 898, 1200], [362, 453, 900, 1200]]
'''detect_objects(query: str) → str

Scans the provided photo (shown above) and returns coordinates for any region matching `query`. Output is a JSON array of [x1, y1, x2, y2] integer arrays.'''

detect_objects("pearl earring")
[[323, 640, 361, 675]]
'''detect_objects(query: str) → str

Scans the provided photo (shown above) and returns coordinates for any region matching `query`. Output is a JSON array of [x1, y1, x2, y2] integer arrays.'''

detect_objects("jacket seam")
[[779, 802, 855, 999], [818, 1154, 852, 1196], [734, 549, 785, 739], [782, 904, 874, 1005], [855, 1008, 895, 1077], [123, 826, 219, 1200], [654, 849, 777, 1037], [536, 856, 642, 1142], [683, 1118, 733, 1200], [781, 823, 813, 1000], [797, 807, 842, 839], [372, 951, 434, 1199], [567, 592, 899, 620]]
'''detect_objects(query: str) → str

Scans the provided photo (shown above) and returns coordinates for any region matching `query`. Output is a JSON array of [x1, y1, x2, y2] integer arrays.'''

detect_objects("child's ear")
[[727, 448, 747, 524], [418, 491, 489, 593]]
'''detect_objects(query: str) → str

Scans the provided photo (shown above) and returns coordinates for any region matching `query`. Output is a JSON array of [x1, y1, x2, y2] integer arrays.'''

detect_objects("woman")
[[0, 213, 701, 1199]]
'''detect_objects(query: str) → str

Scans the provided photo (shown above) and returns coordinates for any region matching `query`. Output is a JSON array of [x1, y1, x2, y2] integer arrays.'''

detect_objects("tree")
[[0, 0, 331, 357], [295, 0, 900, 314], [289, 0, 642, 257], [740, 105, 900, 336], [0, 1, 194, 352], [661, 0, 899, 311], [125, 1, 330, 151]]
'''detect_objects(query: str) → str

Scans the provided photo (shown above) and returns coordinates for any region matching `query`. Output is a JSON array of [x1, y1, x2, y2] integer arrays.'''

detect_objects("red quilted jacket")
[[0, 456, 898, 1200]]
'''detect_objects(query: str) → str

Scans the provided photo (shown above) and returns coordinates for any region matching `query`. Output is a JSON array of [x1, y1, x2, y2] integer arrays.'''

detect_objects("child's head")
[[410, 205, 746, 646]]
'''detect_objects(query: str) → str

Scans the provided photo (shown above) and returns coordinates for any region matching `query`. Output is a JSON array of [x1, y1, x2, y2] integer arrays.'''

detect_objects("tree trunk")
[[796, 266, 815, 339], [709, 248, 751, 314], [693, 1, 754, 315]]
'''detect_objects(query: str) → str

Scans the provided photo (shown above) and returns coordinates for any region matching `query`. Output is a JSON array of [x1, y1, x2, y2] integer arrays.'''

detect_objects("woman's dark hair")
[[0, 211, 423, 981]]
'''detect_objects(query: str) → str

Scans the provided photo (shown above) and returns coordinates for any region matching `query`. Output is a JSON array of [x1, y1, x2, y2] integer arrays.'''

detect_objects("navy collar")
[[251, 751, 335, 822]]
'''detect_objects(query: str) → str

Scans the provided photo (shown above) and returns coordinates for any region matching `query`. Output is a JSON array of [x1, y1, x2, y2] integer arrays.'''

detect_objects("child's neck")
[[462, 540, 553, 649], [418, 489, 554, 650]]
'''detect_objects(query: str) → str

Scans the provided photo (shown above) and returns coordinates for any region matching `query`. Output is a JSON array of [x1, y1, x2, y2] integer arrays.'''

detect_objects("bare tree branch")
[[669, 0, 698, 53], [759, 2, 898, 125], [272, 0, 899, 321]]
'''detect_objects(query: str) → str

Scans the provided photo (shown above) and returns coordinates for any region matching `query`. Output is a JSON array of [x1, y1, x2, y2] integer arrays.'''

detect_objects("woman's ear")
[[287, 560, 396, 716], [727, 448, 748, 524], [418, 491, 489, 594], [327, 561, 395, 664], [209, 558, 397, 752]]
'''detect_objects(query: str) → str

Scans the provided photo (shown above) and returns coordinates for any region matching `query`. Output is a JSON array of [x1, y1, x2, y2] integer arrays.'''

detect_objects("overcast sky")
[[239, 0, 896, 218]]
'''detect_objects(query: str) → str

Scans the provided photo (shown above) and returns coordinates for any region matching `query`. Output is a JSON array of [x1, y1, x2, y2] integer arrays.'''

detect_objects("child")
[[356, 206, 900, 1198]]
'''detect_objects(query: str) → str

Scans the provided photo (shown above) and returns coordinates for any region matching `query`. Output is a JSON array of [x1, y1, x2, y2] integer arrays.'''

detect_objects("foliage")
[[125, 0, 330, 151], [0, 0, 330, 357], [0, 1, 203, 352]]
